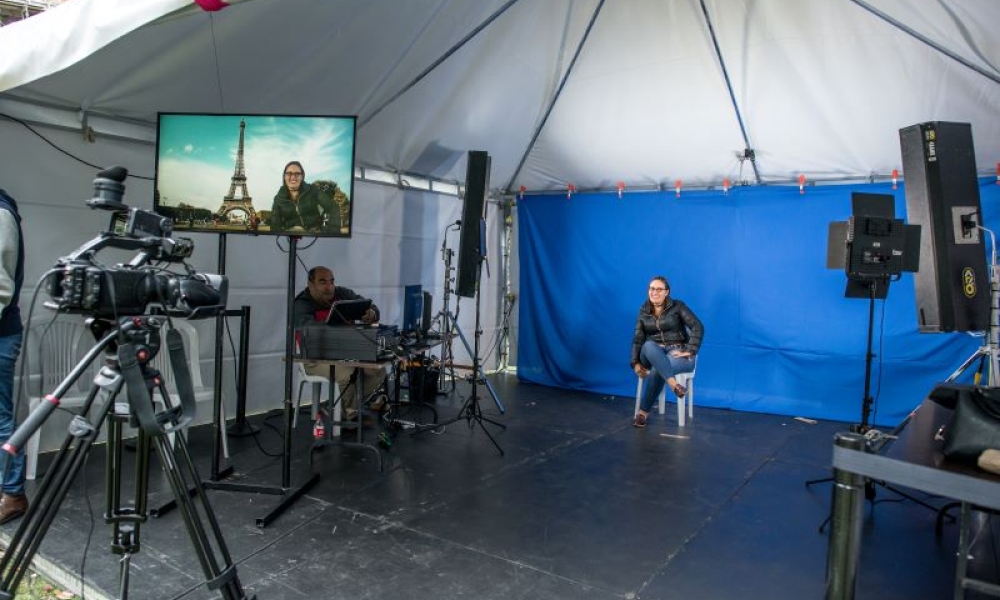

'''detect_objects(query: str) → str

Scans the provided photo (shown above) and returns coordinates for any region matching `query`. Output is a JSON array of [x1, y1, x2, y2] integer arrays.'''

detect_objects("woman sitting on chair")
[[631, 276, 704, 428]]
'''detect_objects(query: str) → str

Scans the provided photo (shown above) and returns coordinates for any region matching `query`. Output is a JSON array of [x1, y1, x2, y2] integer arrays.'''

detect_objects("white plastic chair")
[[23, 316, 94, 480], [23, 317, 227, 479], [295, 362, 341, 436], [634, 367, 696, 427]]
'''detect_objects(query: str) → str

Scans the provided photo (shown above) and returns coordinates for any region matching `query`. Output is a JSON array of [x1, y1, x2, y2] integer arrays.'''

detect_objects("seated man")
[[292, 266, 385, 420]]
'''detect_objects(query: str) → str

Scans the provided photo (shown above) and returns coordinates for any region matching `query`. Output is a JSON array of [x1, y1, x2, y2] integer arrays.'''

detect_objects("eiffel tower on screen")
[[215, 118, 258, 229]]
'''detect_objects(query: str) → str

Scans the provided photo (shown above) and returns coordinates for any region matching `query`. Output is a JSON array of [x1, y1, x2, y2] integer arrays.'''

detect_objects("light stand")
[[809, 197, 932, 527], [431, 222, 459, 393], [857, 278, 880, 434], [429, 224, 505, 411], [415, 222, 506, 455], [806, 276, 941, 525], [0, 317, 253, 600], [446, 316, 506, 418]]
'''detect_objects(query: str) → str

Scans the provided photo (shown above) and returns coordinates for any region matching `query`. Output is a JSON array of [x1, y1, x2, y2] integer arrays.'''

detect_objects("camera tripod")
[[0, 316, 252, 600]]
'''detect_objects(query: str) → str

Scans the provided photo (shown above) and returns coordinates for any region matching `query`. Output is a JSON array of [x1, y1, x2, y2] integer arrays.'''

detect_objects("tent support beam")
[[514, 169, 990, 196], [850, 0, 1000, 86], [0, 92, 156, 144], [504, 0, 608, 194], [698, 0, 760, 184]]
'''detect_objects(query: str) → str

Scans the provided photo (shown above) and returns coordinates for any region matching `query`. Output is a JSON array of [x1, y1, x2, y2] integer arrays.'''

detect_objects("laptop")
[[325, 298, 372, 324]]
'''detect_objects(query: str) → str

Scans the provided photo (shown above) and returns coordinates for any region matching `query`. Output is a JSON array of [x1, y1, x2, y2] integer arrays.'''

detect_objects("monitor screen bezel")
[[402, 284, 423, 333]]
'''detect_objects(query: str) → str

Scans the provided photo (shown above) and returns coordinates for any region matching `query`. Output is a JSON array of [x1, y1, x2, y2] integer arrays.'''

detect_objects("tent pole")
[[850, 0, 1000, 86], [504, 0, 608, 194], [359, 0, 522, 129], [698, 0, 760, 184], [497, 195, 515, 372]]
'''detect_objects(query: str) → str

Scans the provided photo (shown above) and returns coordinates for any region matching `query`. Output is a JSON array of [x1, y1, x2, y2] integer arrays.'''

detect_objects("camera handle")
[[0, 319, 253, 600]]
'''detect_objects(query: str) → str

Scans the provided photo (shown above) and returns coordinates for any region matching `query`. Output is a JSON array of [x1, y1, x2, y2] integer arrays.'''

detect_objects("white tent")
[[1, 0, 998, 447], [3, 0, 999, 190]]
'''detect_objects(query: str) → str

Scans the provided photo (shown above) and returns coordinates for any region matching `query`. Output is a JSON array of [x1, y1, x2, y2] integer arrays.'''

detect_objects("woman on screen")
[[269, 160, 338, 233]]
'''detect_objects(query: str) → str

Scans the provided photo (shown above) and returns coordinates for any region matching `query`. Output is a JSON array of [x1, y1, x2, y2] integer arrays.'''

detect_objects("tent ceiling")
[[1, 0, 998, 193]]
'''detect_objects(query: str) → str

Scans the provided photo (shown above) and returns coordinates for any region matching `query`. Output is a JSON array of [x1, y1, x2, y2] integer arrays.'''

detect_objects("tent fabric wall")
[[517, 181, 998, 426]]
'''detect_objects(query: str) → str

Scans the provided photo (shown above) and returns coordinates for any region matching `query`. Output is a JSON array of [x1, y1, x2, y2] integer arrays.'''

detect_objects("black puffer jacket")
[[270, 181, 337, 232], [630, 298, 703, 367]]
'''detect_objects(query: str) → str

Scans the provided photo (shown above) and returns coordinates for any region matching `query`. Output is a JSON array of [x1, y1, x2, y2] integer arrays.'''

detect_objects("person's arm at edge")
[[0, 211, 18, 315]]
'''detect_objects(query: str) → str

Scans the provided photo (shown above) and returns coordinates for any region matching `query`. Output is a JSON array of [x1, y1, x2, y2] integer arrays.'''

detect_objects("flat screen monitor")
[[326, 299, 372, 324], [402, 285, 422, 333], [154, 113, 357, 237]]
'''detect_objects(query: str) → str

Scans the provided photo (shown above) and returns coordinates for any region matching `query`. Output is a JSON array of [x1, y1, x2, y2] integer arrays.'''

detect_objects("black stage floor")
[[3, 373, 997, 600]]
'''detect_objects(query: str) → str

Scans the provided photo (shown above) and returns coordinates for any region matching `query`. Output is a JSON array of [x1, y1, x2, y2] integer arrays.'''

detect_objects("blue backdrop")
[[517, 180, 1000, 426]]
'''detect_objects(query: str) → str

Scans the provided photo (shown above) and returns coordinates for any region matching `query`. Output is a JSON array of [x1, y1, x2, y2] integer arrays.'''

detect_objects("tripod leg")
[[117, 542, 133, 600], [451, 321, 505, 413], [106, 405, 147, 598], [476, 414, 507, 430], [470, 415, 505, 456], [152, 430, 251, 599], [436, 311, 457, 393], [0, 386, 117, 596], [878, 482, 946, 514], [805, 475, 834, 487], [463, 398, 505, 456]]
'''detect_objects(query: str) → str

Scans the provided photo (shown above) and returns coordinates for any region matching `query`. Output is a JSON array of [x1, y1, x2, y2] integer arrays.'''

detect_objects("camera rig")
[[46, 166, 227, 320]]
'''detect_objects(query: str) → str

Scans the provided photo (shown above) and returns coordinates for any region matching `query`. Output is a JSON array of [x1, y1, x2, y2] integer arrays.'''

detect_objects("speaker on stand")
[[900, 121, 990, 333]]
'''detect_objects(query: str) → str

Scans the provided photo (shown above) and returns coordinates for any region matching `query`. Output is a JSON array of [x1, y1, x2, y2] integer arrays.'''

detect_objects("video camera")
[[45, 167, 227, 319]]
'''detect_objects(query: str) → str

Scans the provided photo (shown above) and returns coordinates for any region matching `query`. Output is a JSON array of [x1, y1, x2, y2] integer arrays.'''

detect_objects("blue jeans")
[[0, 332, 24, 495], [638, 340, 696, 413]]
